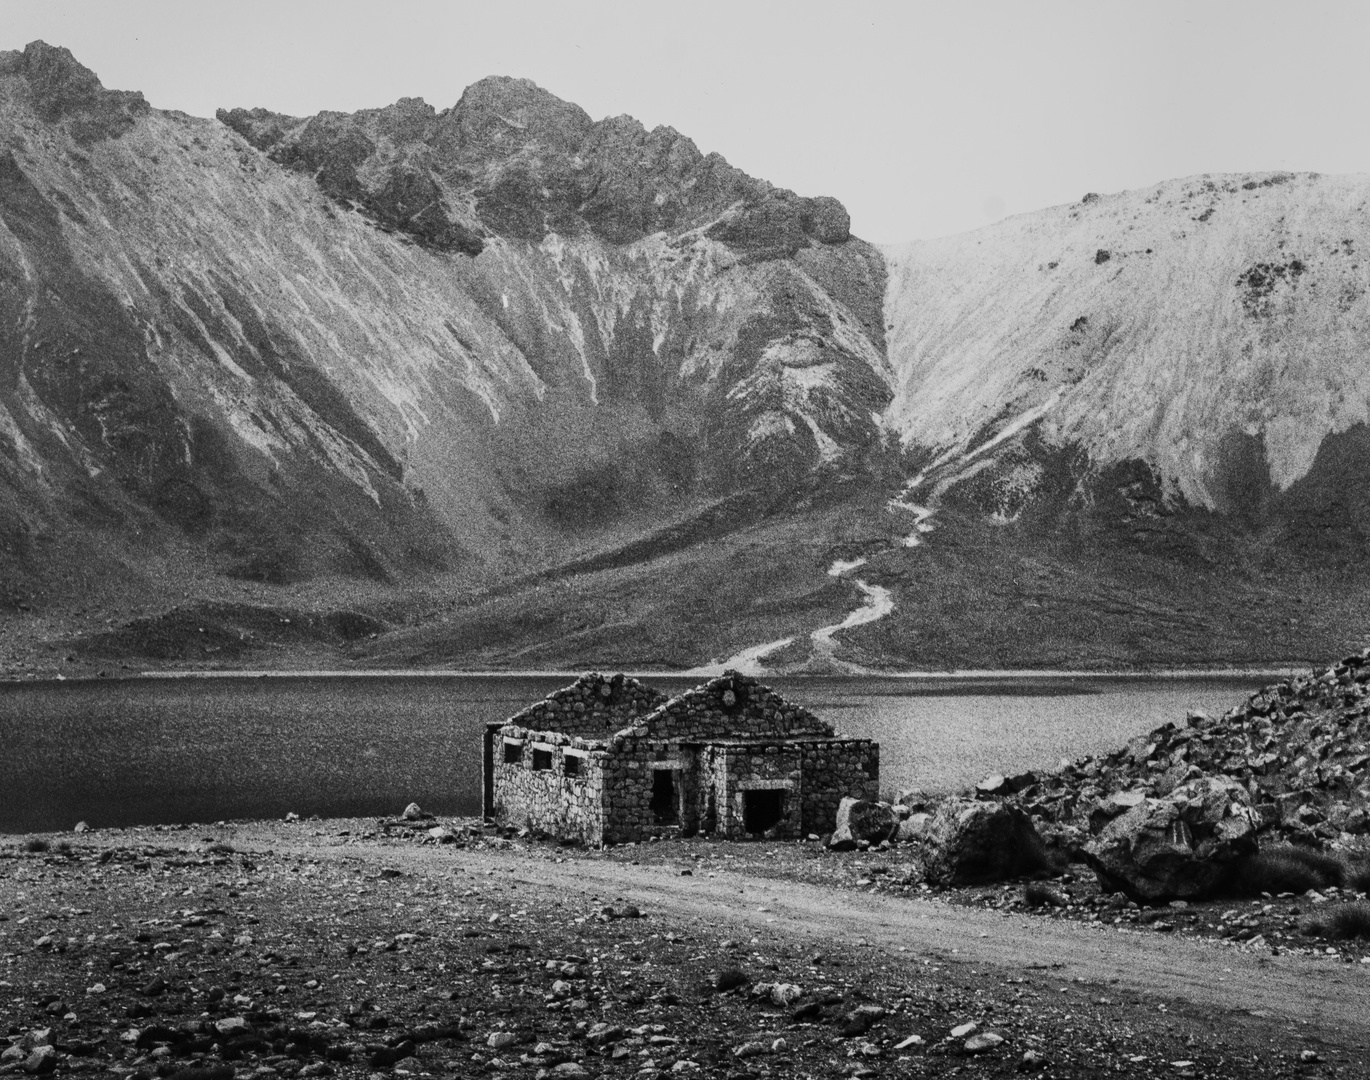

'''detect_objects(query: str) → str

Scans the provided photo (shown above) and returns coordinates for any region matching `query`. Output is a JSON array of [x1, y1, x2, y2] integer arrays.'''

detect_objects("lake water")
[[0, 672, 1279, 834]]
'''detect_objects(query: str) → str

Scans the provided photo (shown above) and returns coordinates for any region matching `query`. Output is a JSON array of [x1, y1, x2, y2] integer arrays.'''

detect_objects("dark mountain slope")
[[0, 42, 891, 674]]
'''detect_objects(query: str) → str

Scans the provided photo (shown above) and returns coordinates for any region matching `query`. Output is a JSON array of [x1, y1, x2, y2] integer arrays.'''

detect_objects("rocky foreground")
[[6, 653, 1370, 1078], [2, 815, 1368, 1080]]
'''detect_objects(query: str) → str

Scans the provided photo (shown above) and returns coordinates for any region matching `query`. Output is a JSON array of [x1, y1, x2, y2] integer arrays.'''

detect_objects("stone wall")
[[506, 672, 668, 737], [619, 672, 834, 742], [491, 670, 877, 845], [708, 743, 804, 840], [492, 726, 608, 845], [800, 740, 880, 834], [599, 735, 677, 845]]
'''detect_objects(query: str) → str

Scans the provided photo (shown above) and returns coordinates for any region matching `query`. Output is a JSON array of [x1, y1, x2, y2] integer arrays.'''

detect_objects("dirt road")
[[255, 831, 1370, 1051]]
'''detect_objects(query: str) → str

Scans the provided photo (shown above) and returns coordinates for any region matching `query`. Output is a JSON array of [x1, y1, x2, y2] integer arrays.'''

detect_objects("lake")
[[0, 671, 1280, 834]]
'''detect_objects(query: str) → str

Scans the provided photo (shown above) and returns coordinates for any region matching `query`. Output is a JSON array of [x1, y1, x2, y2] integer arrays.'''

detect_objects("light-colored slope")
[[883, 172, 1370, 508]]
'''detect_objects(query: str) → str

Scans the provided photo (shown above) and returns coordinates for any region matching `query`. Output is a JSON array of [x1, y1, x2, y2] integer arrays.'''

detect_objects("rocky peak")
[[352, 96, 439, 146], [215, 106, 302, 152], [0, 40, 148, 141], [438, 75, 593, 165], [218, 74, 852, 256]]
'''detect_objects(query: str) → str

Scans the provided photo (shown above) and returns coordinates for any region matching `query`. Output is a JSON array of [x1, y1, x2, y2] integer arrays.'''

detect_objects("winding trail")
[[809, 576, 894, 662], [702, 397, 1070, 674], [684, 636, 796, 677]]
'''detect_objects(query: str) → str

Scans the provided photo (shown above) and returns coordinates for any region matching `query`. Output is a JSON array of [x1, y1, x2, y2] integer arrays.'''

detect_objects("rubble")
[[968, 649, 1370, 896]]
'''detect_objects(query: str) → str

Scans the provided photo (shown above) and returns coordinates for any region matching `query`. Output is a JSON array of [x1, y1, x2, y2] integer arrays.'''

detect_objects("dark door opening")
[[743, 789, 786, 834], [651, 770, 678, 825]]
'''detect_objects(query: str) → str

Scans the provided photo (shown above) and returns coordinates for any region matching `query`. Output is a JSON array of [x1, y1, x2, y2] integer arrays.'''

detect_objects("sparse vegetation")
[[1307, 901, 1370, 941], [1345, 860, 1370, 895], [23, 837, 49, 853], [1233, 845, 1345, 896]]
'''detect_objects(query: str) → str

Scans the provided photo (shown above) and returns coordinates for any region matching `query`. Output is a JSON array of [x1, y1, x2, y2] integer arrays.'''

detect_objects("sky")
[[4, 0, 1369, 244]]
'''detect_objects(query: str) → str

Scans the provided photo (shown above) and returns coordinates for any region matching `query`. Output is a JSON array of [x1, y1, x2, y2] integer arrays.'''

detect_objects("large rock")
[[829, 797, 899, 848], [1083, 776, 1259, 902], [921, 798, 1049, 885], [895, 812, 932, 843], [1085, 788, 1147, 833]]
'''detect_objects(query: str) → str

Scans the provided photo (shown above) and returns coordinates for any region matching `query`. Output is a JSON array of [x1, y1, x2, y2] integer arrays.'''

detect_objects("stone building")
[[484, 670, 879, 845]]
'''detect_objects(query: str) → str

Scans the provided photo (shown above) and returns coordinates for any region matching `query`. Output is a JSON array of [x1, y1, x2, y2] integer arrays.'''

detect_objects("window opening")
[[743, 789, 786, 834], [503, 742, 523, 765], [532, 748, 552, 771], [564, 754, 581, 777]]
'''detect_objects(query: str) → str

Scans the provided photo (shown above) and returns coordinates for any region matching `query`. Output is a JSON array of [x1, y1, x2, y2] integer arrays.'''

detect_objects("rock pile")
[[996, 651, 1370, 839], [818, 651, 1370, 901], [972, 650, 1370, 897]]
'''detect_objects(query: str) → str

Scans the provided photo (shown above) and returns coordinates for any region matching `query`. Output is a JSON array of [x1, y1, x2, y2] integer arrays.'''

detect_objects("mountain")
[[0, 42, 891, 673], [1, 41, 1369, 676], [857, 174, 1370, 670]]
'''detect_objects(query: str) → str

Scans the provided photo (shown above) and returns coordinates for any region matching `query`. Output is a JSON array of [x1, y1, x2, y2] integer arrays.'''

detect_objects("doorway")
[[651, 770, 678, 825], [742, 788, 786, 834]]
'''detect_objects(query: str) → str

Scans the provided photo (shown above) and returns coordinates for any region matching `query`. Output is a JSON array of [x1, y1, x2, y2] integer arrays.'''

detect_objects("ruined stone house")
[[483, 670, 879, 845]]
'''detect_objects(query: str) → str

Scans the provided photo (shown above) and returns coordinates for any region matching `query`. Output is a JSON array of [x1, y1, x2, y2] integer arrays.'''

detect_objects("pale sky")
[[4, 0, 1368, 243]]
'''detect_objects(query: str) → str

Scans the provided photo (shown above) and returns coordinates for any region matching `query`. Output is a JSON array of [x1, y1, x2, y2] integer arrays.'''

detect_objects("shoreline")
[[0, 664, 1310, 685]]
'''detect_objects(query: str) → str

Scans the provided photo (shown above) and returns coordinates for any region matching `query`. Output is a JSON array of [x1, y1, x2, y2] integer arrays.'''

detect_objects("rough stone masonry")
[[488, 671, 878, 845]]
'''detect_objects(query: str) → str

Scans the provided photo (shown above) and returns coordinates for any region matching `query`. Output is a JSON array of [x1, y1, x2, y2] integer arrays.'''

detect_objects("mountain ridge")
[[2, 41, 1370, 676]]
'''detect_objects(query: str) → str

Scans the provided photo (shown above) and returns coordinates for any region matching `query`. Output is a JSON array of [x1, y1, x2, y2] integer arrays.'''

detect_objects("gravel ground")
[[2, 818, 1367, 1080]]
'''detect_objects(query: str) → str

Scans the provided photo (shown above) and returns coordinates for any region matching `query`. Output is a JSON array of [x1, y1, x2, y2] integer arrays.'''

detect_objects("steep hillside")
[[0, 42, 891, 674], [815, 174, 1370, 672], [883, 172, 1370, 514]]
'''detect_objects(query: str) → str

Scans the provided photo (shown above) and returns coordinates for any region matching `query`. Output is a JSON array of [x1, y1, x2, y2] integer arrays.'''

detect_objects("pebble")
[[950, 1021, 977, 1038], [964, 1032, 1004, 1054], [22, 1045, 58, 1074]]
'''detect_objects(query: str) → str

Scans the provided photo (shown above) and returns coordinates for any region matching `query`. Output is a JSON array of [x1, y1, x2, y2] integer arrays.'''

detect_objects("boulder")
[[21, 1046, 58, 1075], [921, 799, 1049, 885], [1086, 789, 1147, 833], [1083, 776, 1259, 902], [830, 798, 899, 848], [895, 789, 932, 812], [977, 771, 1042, 799], [895, 812, 932, 843]]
